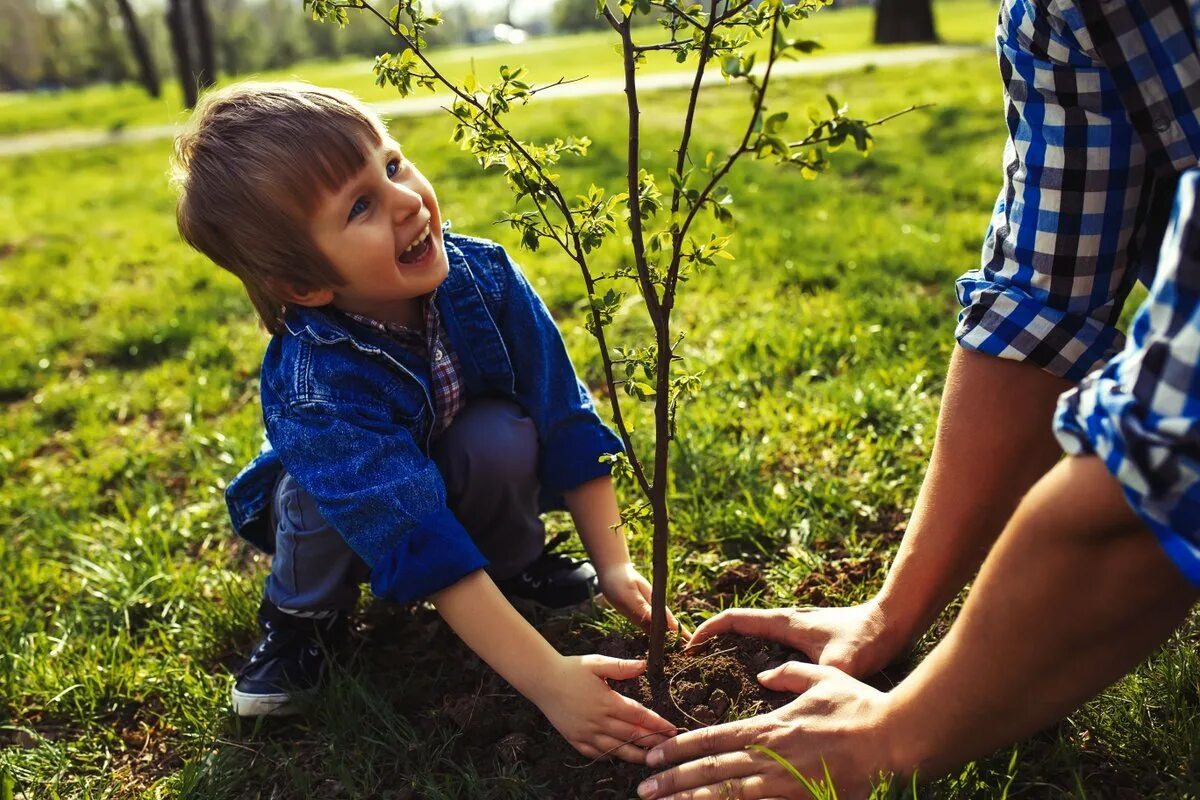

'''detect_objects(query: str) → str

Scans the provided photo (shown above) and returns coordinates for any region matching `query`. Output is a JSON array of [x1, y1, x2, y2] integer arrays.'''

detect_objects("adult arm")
[[638, 456, 1198, 799]]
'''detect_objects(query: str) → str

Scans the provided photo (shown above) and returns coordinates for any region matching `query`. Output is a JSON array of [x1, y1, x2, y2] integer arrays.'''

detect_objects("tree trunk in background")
[[166, 0, 197, 107], [113, 0, 160, 98], [190, 0, 217, 90], [873, 0, 938, 45]]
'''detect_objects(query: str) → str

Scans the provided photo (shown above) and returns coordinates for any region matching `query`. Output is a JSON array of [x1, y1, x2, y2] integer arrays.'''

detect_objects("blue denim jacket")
[[225, 231, 622, 604]]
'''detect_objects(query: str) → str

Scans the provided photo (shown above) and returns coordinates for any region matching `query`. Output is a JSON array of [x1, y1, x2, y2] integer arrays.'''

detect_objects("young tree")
[[303, 0, 918, 678]]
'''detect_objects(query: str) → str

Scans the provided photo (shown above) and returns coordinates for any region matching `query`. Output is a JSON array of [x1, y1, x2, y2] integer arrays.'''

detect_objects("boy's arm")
[[432, 569, 678, 762], [564, 475, 683, 635]]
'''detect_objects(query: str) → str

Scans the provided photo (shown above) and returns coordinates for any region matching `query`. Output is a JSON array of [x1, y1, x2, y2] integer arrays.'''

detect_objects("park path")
[[0, 44, 983, 158]]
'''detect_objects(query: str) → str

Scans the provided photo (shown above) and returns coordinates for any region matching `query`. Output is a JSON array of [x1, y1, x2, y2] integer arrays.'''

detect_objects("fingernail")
[[757, 669, 772, 680], [646, 748, 663, 767], [637, 777, 658, 797]]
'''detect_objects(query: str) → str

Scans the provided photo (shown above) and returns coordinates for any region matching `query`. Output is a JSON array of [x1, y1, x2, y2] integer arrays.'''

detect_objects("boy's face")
[[304, 134, 449, 325]]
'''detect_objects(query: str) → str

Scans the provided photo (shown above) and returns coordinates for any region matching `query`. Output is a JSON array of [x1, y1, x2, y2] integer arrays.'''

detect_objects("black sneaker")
[[495, 533, 598, 608], [230, 600, 347, 717]]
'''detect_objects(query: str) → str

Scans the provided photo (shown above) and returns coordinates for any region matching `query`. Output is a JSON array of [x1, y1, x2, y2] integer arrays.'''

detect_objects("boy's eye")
[[386, 158, 403, 178], [348, 197, 369, 221]]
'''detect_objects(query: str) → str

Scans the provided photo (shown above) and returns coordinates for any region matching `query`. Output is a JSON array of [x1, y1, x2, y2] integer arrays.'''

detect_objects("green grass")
[[0, 0, 995, 138], [4, 35, 1199, 799]]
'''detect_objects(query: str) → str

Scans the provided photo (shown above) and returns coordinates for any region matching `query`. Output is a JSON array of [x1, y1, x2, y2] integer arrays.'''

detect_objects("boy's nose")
[[388, 183, 424, 219]]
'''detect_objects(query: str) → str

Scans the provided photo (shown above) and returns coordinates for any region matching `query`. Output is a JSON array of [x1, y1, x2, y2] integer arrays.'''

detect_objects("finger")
[[687, 608, 792, 650], [646, 718, 759, 769], [593, 733, 649, 764], [756, 660, 827, 694], [613, 692, 678, 733], [637, 752, 763, 799], [583, 655, 647, 681], [573, 740, 602, 761]]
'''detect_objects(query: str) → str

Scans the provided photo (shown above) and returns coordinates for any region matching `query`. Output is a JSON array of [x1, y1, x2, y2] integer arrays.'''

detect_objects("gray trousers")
[[265, 398, 546, 613]]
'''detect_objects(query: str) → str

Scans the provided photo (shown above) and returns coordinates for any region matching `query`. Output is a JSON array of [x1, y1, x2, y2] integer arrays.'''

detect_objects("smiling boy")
[[172, 81, 679, 762]]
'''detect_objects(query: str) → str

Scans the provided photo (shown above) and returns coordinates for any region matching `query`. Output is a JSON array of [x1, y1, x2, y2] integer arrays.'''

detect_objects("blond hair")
[[171, 81, 389, 333]]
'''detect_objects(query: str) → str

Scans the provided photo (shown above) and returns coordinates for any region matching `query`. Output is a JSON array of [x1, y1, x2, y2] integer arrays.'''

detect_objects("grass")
[[0, 0, 996, 137], [3, 15, 1199, 799]]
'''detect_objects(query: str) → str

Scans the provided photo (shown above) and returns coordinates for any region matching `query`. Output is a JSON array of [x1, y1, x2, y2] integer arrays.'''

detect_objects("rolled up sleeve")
[[956, 0, 1148, 381], [267, 403, 488, 604], [1054, 169, 1200, 584]]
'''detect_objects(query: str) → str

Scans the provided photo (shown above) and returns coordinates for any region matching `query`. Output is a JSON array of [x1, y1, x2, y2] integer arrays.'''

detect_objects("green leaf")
[[722, 56, 741, 76]]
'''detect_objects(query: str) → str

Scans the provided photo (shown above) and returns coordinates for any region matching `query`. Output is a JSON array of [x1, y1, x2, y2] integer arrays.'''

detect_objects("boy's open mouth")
[[398, 223, 433, 265]]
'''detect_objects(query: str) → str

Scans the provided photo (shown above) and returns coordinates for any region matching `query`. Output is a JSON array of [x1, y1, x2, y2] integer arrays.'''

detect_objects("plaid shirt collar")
[[340, 292, 464, 437]]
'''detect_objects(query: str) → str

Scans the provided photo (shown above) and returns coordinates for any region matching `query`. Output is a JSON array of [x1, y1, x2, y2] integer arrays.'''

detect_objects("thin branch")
[[787, 103, 933, 149], [612, 9, 666, 332], [664, 6, 783, 312], [633, 41, 685, 53], [668, 0, 718, 221], [654, 0, 706, 30]]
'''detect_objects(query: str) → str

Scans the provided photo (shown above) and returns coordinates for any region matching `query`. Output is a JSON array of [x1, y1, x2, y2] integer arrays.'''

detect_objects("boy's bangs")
[[274, 119, 382, 217]]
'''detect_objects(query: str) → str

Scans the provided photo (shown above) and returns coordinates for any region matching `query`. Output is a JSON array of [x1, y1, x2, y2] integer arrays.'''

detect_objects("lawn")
[[0, 0, 996, 137], [4, 8, 1200, 799]]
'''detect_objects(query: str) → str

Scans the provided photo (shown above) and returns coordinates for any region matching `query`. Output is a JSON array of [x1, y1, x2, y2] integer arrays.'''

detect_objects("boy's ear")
[[272, 280, 335, 308]]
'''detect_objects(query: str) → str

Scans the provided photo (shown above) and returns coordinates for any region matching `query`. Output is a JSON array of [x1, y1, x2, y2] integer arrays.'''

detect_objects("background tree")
[[114, 0, 161, 98], [874, 0, 938, 44], [166, 0, 198, 107]]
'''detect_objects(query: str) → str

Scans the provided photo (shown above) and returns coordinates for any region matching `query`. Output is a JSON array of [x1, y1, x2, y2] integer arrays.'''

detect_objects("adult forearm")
[[876, 347, 1073, 645], [431, 570, 561, 698], [887, 456, 1198, 778]]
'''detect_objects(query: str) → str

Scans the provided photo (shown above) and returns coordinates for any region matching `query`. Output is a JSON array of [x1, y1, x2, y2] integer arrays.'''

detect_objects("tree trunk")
[[873, 0, 938, 45], [113, 0, 160, 98], [166, 0, 197, 108], [190, 0, 217, 90]]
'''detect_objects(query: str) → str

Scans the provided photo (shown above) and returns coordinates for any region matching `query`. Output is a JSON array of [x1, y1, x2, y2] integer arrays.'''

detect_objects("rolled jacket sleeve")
[[489, 247, 624, 495], [1054, 169, 1200, 585], [266, 402, 488, 604]]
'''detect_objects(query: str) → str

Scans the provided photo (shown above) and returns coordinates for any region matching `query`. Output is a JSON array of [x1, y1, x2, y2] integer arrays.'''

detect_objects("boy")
[[172, 81, 680, 763]]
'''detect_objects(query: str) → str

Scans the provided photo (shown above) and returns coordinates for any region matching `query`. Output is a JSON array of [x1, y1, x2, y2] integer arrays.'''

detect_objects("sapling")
[[302, 0, 921, 678]]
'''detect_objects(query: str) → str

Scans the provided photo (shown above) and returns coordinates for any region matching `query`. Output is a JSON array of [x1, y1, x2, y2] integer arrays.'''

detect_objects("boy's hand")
[[597, 563, 689, 640], [532, 655, 679, 763]]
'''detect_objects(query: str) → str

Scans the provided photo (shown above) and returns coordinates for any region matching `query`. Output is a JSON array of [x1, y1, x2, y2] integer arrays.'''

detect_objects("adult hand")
[[638, 662, 899, 800], [533, 654, 680, 764], [687, 600, 901, 678], [598, 563, 690, 640]]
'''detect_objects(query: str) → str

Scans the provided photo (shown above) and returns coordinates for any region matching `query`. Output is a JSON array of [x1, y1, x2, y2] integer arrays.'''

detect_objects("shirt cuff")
[[955, 278, 1125, 382], [1055, 376, 1200, 586], [539, 419, 624, 495], [369, 507, 490, 604]]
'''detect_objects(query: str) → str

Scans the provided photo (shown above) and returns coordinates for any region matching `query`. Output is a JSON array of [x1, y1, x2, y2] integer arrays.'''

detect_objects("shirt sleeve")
[[488, 246, 624, 495], [955, 0, 1149, 381], [266, 402, 488, 604], [1054, 168, 1200, 584]]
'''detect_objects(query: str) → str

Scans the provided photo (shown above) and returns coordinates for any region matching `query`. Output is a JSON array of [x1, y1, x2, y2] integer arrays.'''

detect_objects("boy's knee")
[[436, 398, 539, 487]]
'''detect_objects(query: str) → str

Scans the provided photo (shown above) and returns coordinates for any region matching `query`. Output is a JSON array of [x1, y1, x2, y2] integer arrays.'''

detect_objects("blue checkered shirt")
[[956, 0, 1200, 580]]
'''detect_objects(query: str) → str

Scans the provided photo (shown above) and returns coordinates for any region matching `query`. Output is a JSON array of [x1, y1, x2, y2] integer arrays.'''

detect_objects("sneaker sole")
[[230, 686, 298, 717]]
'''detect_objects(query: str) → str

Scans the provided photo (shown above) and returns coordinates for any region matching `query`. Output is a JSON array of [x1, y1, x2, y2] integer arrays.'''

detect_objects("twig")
[[666, 645, 739, 727], [787, 103, 934, 149], [562, 727, 687, 768]]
